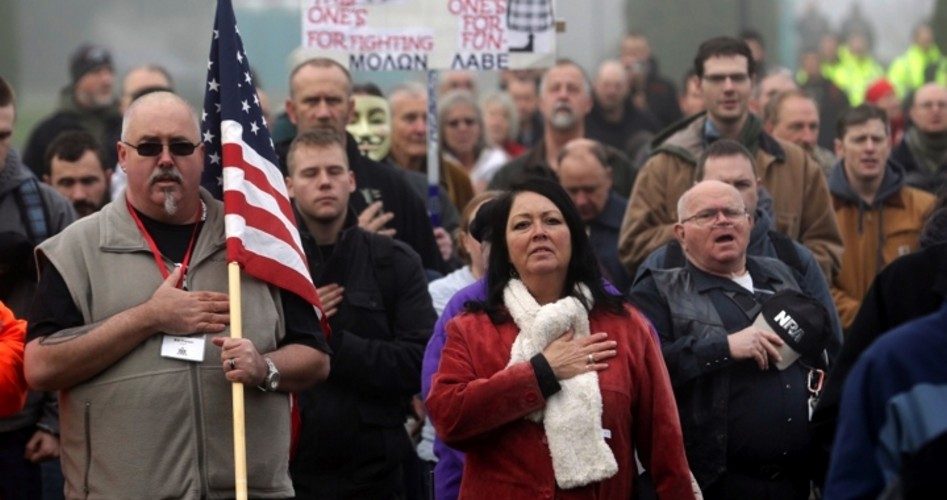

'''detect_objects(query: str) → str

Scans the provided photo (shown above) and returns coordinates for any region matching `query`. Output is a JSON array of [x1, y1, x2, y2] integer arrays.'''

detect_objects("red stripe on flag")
[[222, 142, 295, 222], [228, 237, 332, 336], [222, 190, 308, 267]]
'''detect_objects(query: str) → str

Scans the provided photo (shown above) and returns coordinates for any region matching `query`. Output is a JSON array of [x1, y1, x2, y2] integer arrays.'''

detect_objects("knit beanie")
[[69, 44, 113, 84]]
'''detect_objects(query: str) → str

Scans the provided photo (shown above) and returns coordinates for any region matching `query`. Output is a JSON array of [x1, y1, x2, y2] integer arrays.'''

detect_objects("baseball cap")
[[70, 44, 113, 84], [751, 289, 832, 370]]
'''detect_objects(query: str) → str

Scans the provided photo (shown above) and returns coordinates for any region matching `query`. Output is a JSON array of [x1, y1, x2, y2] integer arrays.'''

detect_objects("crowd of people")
[[2, 7, 947, 500]]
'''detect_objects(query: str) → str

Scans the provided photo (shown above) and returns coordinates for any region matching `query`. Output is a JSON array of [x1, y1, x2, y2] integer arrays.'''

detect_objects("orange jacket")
[[0, 300, 27, 417]]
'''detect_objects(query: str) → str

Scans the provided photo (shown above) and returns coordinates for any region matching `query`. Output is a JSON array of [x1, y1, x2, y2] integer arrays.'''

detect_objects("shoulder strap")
[[662, 240, 686, 269], [767, 230, 804, 275], [13, 177, 51, 243]]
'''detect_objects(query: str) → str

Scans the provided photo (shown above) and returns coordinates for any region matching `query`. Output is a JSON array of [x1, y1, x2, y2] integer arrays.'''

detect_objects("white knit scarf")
[[503, 278, 618, 488]]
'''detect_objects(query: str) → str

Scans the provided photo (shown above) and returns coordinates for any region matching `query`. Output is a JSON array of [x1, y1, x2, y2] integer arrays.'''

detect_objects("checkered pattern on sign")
[[507, 0, 554, 33]]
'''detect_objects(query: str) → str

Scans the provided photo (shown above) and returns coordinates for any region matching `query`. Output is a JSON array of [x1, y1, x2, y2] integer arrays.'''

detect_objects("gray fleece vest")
[[38, 191, 293, 500]]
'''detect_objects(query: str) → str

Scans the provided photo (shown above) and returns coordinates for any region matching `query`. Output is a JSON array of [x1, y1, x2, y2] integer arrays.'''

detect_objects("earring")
[[509, 267, 519, 279]]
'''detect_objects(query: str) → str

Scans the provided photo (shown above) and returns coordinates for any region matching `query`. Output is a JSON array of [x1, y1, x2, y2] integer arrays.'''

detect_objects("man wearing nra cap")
[[631, 180, 833, 500], [23, 43, 122, 176]]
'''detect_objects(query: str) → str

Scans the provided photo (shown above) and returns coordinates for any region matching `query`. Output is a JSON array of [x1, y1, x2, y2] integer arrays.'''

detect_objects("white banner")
[[300, 0, 557, 71]]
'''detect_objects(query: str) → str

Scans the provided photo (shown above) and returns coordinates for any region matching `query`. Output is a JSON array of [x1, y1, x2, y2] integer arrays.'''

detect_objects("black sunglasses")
[[122, 140, 199, 157]]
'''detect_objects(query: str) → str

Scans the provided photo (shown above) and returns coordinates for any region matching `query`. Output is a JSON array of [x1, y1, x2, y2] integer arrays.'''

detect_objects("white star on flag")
[[241, 100, 250, 113], [244, 72, 252, 85], [208, 79, 220, 92], [236, 51, 243, 63], [209, 151, 221, 164], [250, 122, 260, 135], [203, 130, 215, 143]]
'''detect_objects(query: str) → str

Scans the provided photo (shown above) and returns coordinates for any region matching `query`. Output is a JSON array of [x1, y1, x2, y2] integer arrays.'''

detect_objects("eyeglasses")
[[122, 140, 199, 157], [701, 73, 750, 85], [0, 131, 12, 141], [680, 207, 748, 226], [447, 117, 477, 128]]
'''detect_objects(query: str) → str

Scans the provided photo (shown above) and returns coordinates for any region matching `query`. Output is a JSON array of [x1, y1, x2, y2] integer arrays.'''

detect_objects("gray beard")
[[162, 187, 178, 217], [550, 110, 577, 131]]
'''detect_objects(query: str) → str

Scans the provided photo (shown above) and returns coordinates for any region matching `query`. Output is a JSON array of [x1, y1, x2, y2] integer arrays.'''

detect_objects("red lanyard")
[[126, 197, 204, 289]]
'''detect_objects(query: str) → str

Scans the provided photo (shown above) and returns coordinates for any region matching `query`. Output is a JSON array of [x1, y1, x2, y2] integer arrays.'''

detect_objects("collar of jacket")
[[98, 188, 225, 266], [828, 157, 908, 209], [57, 85, 120, 117], [295, 202, 359, 258], [649, 112, 785, 165], [591, 191, 627, 231], [684, 255, 789, 294], [0, 149, 33, 197]]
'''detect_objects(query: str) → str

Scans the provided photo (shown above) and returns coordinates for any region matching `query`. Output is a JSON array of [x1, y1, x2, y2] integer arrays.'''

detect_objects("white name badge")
[[160, 335, 206, 362]]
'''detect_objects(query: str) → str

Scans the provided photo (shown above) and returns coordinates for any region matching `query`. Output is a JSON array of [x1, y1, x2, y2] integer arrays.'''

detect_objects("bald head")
[[675, 180, 751, 276], [121, 91, 199, 141], [557, 139, 612, 221], [754, 71, 798, 113], [910, 83, 947, 134], [678, 180, 744, 222], [594, 60, 630, 112], [120, 65, 173, 113]]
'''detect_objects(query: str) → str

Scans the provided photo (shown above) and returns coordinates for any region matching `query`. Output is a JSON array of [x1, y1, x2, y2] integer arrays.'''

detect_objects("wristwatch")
[[258, 357, 280, 392]]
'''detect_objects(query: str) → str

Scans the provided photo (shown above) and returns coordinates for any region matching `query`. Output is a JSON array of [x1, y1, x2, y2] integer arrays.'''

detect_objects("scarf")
[[905, 126, 947, 175], [503, 279, 618, 489]]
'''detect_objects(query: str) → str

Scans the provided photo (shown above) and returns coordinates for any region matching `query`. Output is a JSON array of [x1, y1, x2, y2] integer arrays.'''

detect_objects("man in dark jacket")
[[890, 83, 947, 192], [22, 44, 121, 176], [278, 57, 445, 274], [632, 180, 831, 500], [286, 129, 436, 498], [557, 139, 634, 292], [0, 75, 76, 500], [637, 139, 842, 348], [620, 32, 683, 129], [585, 60, 659, 157], [810, 242, 947, 487]]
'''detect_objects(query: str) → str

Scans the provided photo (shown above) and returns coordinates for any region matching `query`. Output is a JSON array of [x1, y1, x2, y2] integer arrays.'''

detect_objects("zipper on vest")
[[83, 401, 91, 499], [191, 362, 209, 498]]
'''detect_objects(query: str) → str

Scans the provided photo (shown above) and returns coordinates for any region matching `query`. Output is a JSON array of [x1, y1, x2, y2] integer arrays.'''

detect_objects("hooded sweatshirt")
[[828, 159, 935, 327], [0, 149, 74, 434]]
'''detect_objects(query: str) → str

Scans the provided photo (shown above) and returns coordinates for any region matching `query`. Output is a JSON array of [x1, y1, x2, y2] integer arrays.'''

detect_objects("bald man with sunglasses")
[[24, 91, 331, 499]]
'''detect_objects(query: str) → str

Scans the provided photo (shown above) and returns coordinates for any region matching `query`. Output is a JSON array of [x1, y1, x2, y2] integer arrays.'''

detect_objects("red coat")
[[0, 301, 27, 417], [427, 304, 696, 499]]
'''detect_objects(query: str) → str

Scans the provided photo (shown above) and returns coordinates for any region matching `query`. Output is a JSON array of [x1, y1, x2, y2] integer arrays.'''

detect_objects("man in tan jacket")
[[619, 36, 842, 280]]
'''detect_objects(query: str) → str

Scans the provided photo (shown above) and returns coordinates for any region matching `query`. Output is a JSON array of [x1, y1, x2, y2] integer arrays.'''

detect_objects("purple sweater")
[[421, 279, 486, 500]]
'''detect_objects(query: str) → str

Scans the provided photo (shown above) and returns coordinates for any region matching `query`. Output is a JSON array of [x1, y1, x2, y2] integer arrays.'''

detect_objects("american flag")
[[200, 0, 328, 331]]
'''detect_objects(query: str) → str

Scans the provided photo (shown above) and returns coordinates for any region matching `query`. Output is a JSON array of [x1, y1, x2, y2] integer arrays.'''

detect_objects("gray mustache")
[[149, 168, 184, 185]]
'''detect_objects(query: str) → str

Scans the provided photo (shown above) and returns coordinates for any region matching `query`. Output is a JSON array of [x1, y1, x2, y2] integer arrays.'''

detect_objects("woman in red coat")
[[427, 179, 697, 499]]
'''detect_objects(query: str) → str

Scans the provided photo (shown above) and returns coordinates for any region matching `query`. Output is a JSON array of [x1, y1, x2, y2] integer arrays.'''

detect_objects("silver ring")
[[228, 359, 236, 370], [587, 353, 594, 365]]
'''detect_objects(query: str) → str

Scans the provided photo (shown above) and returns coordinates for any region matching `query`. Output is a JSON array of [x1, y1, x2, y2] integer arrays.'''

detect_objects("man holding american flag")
[[23, 2, 331, 497], [23, 88, 330, 500]]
